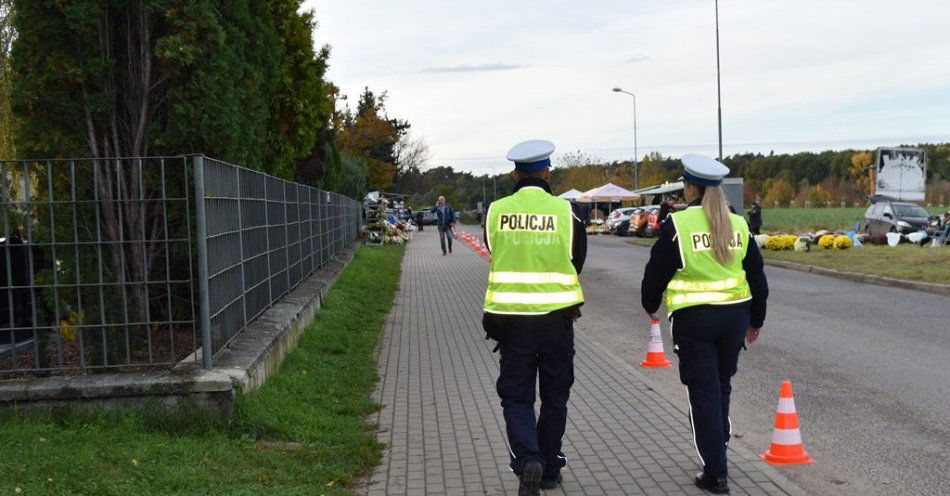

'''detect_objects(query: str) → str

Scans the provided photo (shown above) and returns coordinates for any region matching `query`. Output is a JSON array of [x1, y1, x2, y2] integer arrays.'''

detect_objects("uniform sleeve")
[[571, 204, 587, 274], [640, 219, 680, 314], [742, 235, 769, 328]]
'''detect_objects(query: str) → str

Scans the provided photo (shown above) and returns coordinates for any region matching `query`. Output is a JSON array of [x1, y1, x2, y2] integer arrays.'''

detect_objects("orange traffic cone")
[[640, 319, 672, 368], [760, 380, 814, 465]]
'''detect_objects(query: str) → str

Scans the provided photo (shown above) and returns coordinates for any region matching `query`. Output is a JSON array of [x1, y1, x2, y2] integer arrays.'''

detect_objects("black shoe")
[[695, 472, 730, 494], [540, 473, 562, 490], [519, 461, 543, 496]]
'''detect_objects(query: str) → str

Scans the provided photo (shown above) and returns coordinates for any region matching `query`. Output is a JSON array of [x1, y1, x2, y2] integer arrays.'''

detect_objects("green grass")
[[628, 236, 949, 284], [762, 244, 950, 285], [0, 245, 405, 496], [760, 206, 946, 233]]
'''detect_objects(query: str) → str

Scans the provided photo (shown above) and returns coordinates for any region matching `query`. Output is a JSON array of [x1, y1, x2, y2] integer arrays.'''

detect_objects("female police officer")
[[640, 154, 768, 494]]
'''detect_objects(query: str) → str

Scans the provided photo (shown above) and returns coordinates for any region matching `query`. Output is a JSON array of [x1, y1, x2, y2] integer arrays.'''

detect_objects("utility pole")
[[716, 0, 723, 161]]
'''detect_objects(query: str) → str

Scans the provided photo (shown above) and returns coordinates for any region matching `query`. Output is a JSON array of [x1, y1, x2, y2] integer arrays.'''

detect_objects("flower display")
[[764, 235, 797, 250], [833, 235, 853, 249], [817, 235, 836, 249], [794, 237, 811, 252]]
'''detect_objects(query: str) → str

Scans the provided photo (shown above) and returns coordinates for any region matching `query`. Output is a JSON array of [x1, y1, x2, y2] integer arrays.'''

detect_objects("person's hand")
[[746, 326, 761, 344], [647, 312, 659, 322]]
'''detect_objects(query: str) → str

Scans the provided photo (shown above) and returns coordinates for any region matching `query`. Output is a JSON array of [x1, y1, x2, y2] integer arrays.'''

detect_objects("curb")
[[763, 258, 950, 296]]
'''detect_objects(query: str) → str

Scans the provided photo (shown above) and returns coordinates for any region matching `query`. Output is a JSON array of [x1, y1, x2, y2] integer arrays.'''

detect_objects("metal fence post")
[[193, 155, 213, 370]]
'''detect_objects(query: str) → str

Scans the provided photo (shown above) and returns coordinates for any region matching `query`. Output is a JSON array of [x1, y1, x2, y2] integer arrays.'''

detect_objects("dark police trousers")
[[438, 225, 453, 253], [495, 309, 574, 480], [671, 304, 749, 479]]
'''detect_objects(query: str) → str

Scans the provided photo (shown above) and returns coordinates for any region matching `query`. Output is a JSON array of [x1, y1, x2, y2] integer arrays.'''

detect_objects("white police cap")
[[680, 153, 730, 186], [507, 139, 555, 170]]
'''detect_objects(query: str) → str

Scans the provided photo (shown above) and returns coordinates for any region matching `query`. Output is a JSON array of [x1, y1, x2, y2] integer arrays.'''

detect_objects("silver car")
[[606, 207, 638, 232]]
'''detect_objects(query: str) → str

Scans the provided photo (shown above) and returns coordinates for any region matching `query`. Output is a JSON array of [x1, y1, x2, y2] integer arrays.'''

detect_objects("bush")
[[834, 235, 853, 249], [818, 235, 836, 249]]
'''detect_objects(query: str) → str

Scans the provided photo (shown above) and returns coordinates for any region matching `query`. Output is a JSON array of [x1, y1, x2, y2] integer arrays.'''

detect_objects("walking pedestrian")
[[482, 139, 587, 496], [414, 210, 424, 232], [748, 201, 762, 235], [640, 154, 769, 494], [430, 195, 455, 255]]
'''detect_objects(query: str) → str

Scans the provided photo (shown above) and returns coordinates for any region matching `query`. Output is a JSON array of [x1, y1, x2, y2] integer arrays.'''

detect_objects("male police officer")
[[482, 140, 587, 496]]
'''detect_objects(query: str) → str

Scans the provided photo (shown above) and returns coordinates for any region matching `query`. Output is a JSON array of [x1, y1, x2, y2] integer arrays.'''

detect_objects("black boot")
[[519, 461, 542, 496], [540, 473, 562, 490], [695, 472, 730, 494]]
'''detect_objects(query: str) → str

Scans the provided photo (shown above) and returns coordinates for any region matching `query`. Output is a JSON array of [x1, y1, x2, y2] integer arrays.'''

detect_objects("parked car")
[[419, 210, 438, 225], [607, 207, 638, 232], [387, 208, 414, 223], [863, 199, 931, 234]]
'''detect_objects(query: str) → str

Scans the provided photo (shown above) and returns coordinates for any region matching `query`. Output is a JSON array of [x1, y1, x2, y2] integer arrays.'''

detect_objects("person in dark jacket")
[[430, 196, 455, 255], [658, 196, 675, 223], [640, 154, 768, 494], [747, 201, 762, 235], [414, 210, 424, 232]]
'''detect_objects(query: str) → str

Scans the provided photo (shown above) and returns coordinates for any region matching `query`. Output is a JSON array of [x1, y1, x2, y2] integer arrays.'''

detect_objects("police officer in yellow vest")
[[640, 154, 769, 494], [483, 139, 586, 496]]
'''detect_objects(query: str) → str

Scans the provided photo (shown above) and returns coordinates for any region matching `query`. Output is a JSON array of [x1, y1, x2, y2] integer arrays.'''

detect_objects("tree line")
[[394, 144, 950, 211]]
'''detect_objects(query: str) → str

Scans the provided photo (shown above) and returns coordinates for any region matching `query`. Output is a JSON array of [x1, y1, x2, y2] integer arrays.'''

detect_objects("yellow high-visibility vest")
[[483, 186, 583, 315], [665, 206, 751, 316]]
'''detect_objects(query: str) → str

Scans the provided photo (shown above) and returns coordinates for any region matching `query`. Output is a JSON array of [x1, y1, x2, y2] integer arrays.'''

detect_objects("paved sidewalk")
[[365, 230, 805, 495]]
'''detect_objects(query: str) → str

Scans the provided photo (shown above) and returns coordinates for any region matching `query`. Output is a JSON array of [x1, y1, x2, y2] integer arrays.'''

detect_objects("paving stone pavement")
[[364, 231, 806, 496]]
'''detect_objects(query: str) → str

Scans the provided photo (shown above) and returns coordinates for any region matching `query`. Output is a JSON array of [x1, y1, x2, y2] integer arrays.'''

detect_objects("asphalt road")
[[577, 234, 950, 496]]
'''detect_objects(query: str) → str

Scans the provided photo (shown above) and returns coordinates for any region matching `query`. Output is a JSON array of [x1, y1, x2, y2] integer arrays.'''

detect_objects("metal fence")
[[194, 156, 361, 367], [0, 156, 361, 376]]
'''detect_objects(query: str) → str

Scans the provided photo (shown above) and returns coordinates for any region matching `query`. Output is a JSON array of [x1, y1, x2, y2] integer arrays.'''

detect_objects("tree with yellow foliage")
[[849, 151, 873, 195]]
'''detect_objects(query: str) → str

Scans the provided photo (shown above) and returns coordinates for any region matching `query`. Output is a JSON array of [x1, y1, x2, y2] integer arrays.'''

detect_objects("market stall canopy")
[[638, 182, 684, 196], [577, 183, 639, 202], [558, 188, 583, 201]]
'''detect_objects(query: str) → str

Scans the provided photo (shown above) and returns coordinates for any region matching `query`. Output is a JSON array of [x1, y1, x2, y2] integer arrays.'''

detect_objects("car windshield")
[[893, 204, 929, 218]]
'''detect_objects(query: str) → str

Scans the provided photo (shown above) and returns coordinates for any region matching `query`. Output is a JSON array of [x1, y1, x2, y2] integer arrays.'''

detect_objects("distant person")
[[430, 195, 455, 255], [748, 201, 762, 235], [415, 210, 424, 232], [658, 197, 675, 223]]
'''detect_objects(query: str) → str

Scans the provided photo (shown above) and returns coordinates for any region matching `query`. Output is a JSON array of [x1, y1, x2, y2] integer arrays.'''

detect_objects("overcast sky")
[[305, 0, 950, 175]]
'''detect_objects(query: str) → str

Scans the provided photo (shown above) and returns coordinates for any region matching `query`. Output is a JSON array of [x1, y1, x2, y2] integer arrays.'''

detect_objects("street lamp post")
[[612, 87, 638, 190], [715, 0, 723, 161]]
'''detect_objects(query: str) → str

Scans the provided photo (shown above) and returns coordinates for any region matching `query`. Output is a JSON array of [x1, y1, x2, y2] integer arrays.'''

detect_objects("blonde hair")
[[699, 184, 734, 265]]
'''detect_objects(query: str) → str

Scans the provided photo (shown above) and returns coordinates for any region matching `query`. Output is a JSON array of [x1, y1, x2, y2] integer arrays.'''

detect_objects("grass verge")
[[762, 244, 950, 285], [760, 207, 946, 233], [627, 237, 948, 285], [0, 244, 405, 496]]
